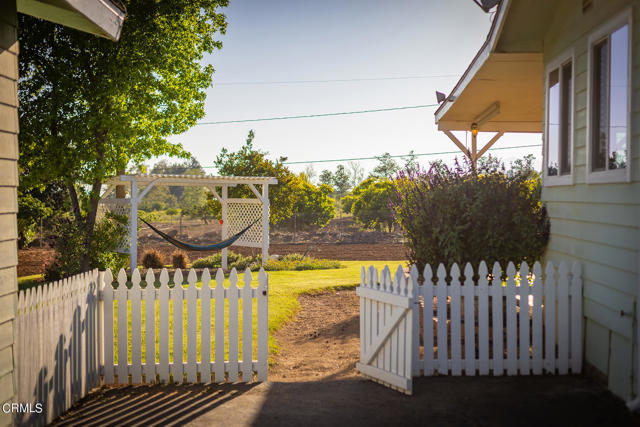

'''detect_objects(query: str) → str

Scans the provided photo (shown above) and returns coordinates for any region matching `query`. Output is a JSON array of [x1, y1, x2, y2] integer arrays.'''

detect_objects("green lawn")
[[18, 274, 44, 291], [111, 260, 404, 365]]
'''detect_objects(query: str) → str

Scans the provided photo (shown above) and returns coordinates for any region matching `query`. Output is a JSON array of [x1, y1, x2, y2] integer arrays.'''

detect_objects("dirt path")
[[269, 290, 360, 381]]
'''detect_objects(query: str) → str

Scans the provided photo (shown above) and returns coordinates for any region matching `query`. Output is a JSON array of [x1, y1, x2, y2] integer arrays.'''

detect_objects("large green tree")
[[342, 177, 395, 231], [18, 1, 228, 271], [213, 130, 296, 224], [214, 130, 335, 228], [287, 178, 335, 229]]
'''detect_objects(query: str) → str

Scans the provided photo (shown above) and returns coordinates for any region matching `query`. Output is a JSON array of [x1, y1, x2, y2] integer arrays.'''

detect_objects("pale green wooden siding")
[[0, 1, 18, 425], [542, 0, 640, 400]]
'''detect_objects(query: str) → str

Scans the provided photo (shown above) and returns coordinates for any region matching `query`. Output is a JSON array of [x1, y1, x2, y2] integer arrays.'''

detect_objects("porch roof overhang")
[[434, 0, 558, 133], [18, 0, 126, 41]]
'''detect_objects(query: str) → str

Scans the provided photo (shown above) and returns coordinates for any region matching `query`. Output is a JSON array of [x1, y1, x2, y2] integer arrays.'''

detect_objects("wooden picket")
[[16, 270, 102, 425], [101, 266, 269, 385], [359, 260, 583, 392]]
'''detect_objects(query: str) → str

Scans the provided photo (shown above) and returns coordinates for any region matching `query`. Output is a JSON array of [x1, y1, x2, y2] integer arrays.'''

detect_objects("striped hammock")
[[140, 218, 259, 251]]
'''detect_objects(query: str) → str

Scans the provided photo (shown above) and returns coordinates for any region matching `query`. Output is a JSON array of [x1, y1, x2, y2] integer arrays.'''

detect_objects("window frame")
[[544, 48, 575, 187], [586, 8, 632, 184]]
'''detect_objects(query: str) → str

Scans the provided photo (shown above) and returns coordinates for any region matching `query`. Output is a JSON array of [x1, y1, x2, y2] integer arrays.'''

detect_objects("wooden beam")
[[477, 131, 505, 158], [100, 185, 115, 200], [207, 186, 222, 203], [137, 178, 160, 203], [248, 183, 264, 203], [443, 130, 471, 159]]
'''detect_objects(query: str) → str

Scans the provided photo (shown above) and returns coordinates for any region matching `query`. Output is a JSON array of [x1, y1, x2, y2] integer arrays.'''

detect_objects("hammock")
[[140, 218, 259, 252]]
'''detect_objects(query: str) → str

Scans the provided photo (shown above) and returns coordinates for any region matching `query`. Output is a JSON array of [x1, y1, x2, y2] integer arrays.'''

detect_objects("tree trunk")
[[80, 180, 103, 272], [67, 183, 83, 229], [79, 133, 106, 272]]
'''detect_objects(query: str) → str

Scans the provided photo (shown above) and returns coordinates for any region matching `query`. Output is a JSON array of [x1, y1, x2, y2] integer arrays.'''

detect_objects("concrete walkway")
[[51, 375, 635, 426]]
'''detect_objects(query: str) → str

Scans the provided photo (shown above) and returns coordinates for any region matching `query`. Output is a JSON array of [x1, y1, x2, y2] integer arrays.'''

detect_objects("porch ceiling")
[[434, 0, 559, 133], [436, 52, 543, 133]]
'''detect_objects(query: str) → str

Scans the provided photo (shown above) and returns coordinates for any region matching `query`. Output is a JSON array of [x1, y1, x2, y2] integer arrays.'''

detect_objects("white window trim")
[[543, 48, 575, 187], [586, 7, 632, 184]]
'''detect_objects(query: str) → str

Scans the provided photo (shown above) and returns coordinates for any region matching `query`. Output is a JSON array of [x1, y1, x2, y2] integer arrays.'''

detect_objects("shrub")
[[172, 250, 189, 269], [264, 254, 342, 271], [191, 251, 341, 272], [191, 252, 226, 269], [191, 251, 261, 271], [142, 249, 165, 269], [279, 253, 306, 262], [391, 156, 550, 273], [45, 216, 128, 282]]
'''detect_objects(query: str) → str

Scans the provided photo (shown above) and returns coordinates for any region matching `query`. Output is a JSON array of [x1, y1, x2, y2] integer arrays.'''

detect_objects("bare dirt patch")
[[17, 248, 54, 276], [19, 217, 407, 276], [269, 289, 360, 381], [138, 216, 407, 263]]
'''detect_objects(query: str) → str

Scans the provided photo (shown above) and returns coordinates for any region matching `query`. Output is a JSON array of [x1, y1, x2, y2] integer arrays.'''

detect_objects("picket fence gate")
[[358, 261, 583, 394], [15, 267, 269, 425], [357, 265, 414, 394], [16, 269, 102, 425], [103, 267, 269, 385]]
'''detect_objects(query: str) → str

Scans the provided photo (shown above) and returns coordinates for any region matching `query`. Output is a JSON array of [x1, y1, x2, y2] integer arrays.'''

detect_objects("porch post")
[[130, 179, 138, 271], [221, 185, 228, 270], [262, 183, 269, 265]]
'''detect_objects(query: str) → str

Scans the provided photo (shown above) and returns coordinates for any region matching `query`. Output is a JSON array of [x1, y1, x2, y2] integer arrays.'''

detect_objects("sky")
[[165, 0, 542, 178]]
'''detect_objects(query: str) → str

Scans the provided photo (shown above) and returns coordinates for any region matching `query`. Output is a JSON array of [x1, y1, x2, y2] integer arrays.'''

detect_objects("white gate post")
[[221, 185, 228, 270], [130, 179, 138, 271], [262, 183, 269, 265]]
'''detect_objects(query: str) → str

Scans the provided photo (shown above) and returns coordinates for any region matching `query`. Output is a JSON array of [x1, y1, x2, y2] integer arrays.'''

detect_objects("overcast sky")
[[165, 0, 542, 177]]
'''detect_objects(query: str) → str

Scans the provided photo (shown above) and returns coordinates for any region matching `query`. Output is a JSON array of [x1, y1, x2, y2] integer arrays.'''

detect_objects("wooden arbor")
[[100, 174, 277, 270]]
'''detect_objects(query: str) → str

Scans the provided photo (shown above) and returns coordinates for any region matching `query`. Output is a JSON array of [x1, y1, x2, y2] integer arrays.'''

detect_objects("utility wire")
[[213, 74, 460, 86], [201, 144, 542, 168], [282, 144, 541, 165], [196, 104, 439, 125]]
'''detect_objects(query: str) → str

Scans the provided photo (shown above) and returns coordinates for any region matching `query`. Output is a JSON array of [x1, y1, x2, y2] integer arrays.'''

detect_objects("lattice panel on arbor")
[[228, 201, 263, 246], [97, 198, 130, 253]]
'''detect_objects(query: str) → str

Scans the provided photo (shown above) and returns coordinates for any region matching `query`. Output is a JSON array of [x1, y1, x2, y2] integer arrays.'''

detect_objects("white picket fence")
[[102, 267, 269, 385], [16, 269, 102, 425], [15, 266, 269, 424], [358, 261, 583, 393]]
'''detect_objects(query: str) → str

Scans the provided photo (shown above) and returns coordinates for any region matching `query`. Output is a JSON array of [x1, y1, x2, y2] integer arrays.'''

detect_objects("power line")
[[281, 144, 542, 165], [213, 74, 460, 86], [196, 104, 439, 125], [201, 144, 542, 168]]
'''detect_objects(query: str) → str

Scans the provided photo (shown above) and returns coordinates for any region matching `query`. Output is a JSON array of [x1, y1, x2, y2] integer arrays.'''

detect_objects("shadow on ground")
[[53, 375, 635, 427], [51, 383, 258, 427]]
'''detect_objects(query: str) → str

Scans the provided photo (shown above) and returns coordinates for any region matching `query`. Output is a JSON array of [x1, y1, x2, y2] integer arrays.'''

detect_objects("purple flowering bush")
[[391, 157, 549, 273]]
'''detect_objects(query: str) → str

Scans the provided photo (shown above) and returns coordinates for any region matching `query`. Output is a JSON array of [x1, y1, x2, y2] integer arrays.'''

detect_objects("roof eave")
[[434, 0, 512, 124], [18, 0, 126, 41]]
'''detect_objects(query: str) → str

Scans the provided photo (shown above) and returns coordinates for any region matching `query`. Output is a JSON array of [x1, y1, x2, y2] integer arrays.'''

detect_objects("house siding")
[[542, 0, 640, 400], [0, 1, 18, 425]]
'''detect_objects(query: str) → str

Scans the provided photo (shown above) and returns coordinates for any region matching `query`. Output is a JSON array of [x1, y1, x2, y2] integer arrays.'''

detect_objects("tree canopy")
[[341, 177, 395, 231], [18, 0, 228, 271], [214, 130, 335, 228]]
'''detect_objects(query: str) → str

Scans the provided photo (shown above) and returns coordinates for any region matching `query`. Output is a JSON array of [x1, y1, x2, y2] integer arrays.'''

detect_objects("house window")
[[546, 60, 572, 177], [588, 11, 631, 183]]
